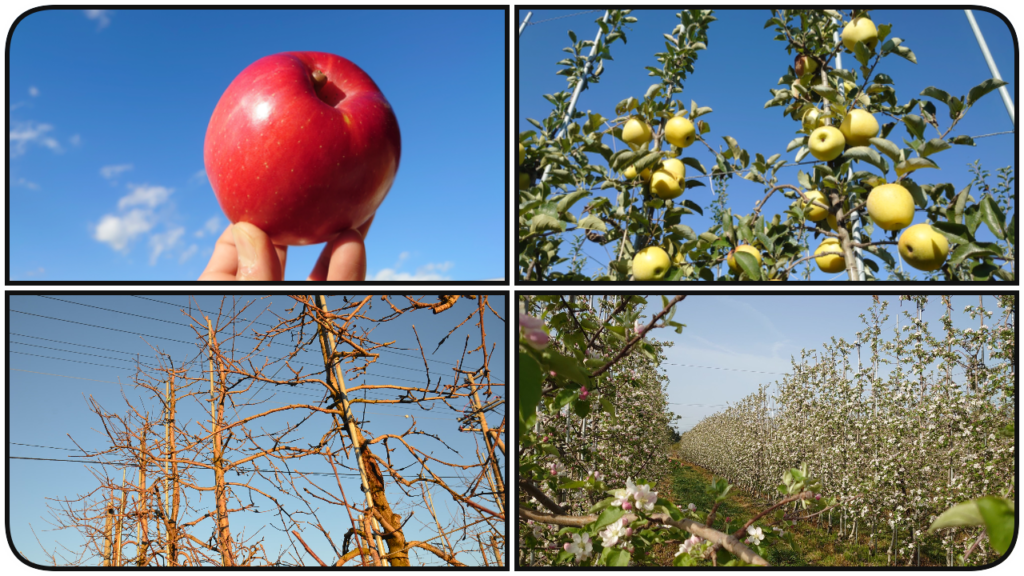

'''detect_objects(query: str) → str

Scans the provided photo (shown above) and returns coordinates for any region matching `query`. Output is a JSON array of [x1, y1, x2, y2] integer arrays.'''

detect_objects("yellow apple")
[[802, 107, 824, 132], [622, 117, 652, 148], [727, 245, 762, 272], [827, 211, 840, 232], [632, 246, 671, 281], [842, 16, 878, 52], [518, 172, 531, 190], [839, 109, 879, 147], [802, 190, 829, 222], [519, 143, 525, 166], [661, 158, 686, 181], [624, 164, 652, 181], [815, 238, 846, 273], [808, 126, 846, 161], [899, 224, 949, 271], [651, 169, 683, 199], [866, 183, 915, 231], [795, 54, 819, 77], [665, 116, 696, 148]]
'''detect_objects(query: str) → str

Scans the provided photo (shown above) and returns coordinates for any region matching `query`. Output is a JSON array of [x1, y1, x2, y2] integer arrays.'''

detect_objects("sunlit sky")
[[628, 294, 1011, 432], [518, 7, 1016, 280], [8, 7, 506, 281]]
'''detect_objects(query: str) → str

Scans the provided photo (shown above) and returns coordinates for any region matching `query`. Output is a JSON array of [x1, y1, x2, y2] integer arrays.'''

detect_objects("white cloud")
[[149, 227, 185, 265], [15, 178, 39, 190], [69, 134, 81, 146], [85, 10, 110, 30], [189, 169, 208, 186], [195, 216, 221, 238], [178, 244, 199, 264], [94, 209, 153, 251], [117, 184, 172, 210], [370, 260, 453, 281], [10, 122, 62, 156], [100, 164, 133, 180], [28, 86, 39, 97]]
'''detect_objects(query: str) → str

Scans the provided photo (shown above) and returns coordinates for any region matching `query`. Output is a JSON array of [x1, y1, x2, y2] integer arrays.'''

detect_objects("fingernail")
[[232, 226, 257, 279]]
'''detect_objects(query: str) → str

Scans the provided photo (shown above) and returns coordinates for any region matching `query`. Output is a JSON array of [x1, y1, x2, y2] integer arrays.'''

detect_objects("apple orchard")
[[517, 295, 1016, 567], [517, 9, 1015, 281]]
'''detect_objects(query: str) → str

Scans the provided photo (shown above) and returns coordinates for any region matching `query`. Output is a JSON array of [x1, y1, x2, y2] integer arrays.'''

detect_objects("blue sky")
[[518, 8, 1016, 280], [7, 295, 506, 566], [621, 294, 1010, 432], [8, 8, 506, 281]]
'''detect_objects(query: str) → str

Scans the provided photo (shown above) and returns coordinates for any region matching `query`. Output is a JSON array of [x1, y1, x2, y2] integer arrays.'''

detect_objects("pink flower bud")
[[725, 517, 732, 523], [624, 528, 634, 538], [627, 546, 635, 554], [579, 386, 589, 400], [520, 314, 544, 330], [548, 543, 559, 550], [524, 329, 549, 350], [549, 371, 557, 377], [563, 543, 572, 552], [815, 493, 822, 500], [622, 501, 633, 511]]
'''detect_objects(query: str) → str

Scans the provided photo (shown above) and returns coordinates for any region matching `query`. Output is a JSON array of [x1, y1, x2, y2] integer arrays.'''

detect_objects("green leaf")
[[681, 156, 707, 175], [518, 353, 542, 440], [735, 251, 761, 281], [931, 222, 972, 246], [950, 135, 976, 146], [600, 396, 616, 418], [541, 349, 590, 387], [967, 78, 1009, 108], [903, 180, 928, 209], [556, 480, 589, 490], [557, 190, 590, 213], [954, 183, 972, 224], [918, 138, 951, 158], [589, 496, 615, 514], [950, 242, 999, 267], [605, 547, 631, 567], [531, 213, 566, 233], [841, 146, 887, 173], [920, 86, 952, 105], [902, 114, 925, 140], [578, 215, 608, 232], [979, 194, 1006, 240], [594, 506, 625, 530], [895, 157, 938, 177], [929, 500, 985, 532], [786, 136, 808, 153], [572, 398, 591, 418], [977, 497, 1014, 555], [869, 137, 901, 162]]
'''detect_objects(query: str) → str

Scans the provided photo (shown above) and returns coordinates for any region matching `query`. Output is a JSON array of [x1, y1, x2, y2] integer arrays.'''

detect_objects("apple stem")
[[311, 70, 328, 91]]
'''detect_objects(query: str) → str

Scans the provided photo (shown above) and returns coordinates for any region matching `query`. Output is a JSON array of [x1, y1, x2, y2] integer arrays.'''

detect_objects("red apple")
[[204, 52, 400, 246]]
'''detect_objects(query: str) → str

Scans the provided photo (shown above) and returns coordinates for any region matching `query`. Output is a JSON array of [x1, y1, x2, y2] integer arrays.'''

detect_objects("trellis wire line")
[[522, 10, 602, 27]]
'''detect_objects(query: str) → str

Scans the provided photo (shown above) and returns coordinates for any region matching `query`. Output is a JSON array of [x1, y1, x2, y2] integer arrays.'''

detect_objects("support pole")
[[539, 10, 612, 185], [518, 11, 532, 37], [834, 18, 865, 281], [965, 10, 1015, 124]]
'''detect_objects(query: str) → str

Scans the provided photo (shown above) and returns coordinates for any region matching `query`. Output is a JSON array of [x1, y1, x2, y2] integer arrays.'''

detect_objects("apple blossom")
[[746, 525, 764, 545], [524, 329, 550, 350], [565, 532, 593, 562], [579, 386, 589, 400], [599, 518, 628, 547]]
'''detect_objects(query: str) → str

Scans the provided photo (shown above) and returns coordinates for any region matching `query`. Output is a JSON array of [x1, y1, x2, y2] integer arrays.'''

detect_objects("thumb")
[[231, 222, 283, 280]]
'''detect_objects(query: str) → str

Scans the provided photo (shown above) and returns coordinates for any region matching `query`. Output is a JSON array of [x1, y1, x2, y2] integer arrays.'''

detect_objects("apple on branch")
[[204, 51, 401, 246]]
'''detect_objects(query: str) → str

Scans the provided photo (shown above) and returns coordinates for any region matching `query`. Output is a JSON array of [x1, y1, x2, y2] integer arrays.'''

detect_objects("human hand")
[[199, 217, 372, 281]]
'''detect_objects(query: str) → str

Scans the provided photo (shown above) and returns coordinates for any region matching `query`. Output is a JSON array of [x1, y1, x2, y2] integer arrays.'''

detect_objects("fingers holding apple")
[[204, 51, 400, 247]]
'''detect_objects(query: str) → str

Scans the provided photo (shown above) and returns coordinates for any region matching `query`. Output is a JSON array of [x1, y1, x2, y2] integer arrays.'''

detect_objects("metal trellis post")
[[833, 20, 866, 281], [965, 10, 1015, 124], [539, 10, 612, 185], [518, 12, 532, 37]]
